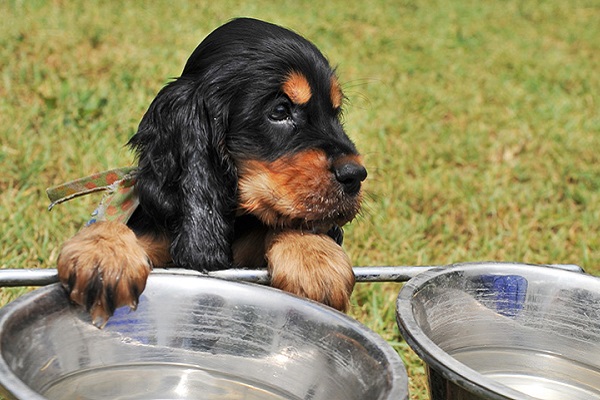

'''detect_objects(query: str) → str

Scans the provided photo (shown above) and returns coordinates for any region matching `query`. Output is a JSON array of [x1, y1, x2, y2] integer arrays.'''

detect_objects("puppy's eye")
[[269, 103, 291, 122]]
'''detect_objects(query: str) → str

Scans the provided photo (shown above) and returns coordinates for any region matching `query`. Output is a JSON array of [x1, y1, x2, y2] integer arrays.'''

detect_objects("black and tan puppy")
[[57, 18, 367, 326]]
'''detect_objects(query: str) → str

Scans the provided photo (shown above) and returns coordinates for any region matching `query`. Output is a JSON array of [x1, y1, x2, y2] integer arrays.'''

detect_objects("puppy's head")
[[129, 18, 366, 269], [191, 18, 367, 230]]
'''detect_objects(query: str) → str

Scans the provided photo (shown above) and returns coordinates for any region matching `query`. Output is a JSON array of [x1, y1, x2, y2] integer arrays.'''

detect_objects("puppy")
[[56, 18, 367, 327]]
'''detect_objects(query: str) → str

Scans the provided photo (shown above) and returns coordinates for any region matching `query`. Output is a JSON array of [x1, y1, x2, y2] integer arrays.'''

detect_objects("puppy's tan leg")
[[266, 230, 355, 312], [57, 220, 168, 327]]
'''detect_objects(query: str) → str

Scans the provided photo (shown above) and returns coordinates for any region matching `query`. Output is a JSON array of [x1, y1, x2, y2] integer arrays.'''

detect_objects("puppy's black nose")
[[334, 161, 367, 195]]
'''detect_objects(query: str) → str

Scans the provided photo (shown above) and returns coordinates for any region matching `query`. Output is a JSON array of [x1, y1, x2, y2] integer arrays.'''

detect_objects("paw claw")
[[92, 313, 108, 329]]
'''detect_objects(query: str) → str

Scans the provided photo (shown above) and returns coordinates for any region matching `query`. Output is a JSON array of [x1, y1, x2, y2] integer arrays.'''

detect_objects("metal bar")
[[204, 266, 445, 283], [205, 265, 443, 283], [352, 265, 440, 282], [0, 266, 437, 287], [0, 263, 584, 288], [0, 269, 59, 287]]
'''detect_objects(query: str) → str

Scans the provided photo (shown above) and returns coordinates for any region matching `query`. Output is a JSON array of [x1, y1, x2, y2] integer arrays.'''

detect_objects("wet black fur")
[[127, 18, 360, 272]]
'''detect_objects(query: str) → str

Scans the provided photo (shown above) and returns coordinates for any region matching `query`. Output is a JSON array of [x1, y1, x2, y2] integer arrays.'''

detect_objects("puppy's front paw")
[[57, 221, 151, 328], [266, 230, 355, 312]]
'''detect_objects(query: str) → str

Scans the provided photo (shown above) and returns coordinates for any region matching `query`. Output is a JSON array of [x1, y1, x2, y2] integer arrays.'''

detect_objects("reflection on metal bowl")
[[0, 273, 408, 400], [396, 262, 600, 400]]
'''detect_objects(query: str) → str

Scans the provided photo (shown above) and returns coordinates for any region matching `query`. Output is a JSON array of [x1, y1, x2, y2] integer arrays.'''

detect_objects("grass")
[[1, 0, 599, 398]]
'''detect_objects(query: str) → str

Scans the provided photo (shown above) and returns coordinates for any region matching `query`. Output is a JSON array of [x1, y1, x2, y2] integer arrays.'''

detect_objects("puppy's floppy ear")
[[128, 77, 237, 271]]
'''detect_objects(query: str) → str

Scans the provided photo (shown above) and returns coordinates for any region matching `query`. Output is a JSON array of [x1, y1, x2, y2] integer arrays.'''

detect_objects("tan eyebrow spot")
[[330, 75, 343, 109], [282, 71, 312, 105]]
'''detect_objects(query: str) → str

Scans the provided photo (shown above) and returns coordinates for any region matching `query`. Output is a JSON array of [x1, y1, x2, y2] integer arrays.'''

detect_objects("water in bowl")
[[41, 362, 299, 400], [451, 347, 600, 400]]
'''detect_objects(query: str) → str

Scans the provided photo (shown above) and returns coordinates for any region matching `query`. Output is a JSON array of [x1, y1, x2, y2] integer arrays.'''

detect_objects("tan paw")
[[57, 221, 152, 328], [266, 230, 355, 312]]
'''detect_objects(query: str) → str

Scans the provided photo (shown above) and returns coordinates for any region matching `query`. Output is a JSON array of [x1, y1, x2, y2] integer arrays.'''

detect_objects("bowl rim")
[[0, 273, 409, 400], [396, 261, 598, 400]]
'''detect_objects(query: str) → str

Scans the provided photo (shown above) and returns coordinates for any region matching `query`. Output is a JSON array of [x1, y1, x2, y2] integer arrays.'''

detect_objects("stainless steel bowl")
[[396, 262, 600, 400], [0, 272, 408, 400]]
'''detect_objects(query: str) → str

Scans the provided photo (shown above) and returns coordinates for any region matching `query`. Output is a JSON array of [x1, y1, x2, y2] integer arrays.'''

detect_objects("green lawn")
[[1, 1, 599, 398]]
